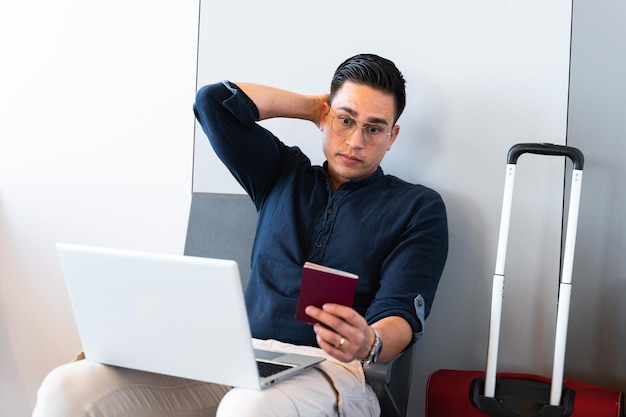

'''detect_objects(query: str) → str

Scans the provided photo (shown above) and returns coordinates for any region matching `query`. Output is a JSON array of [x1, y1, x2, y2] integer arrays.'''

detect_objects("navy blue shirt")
[[194, 81, 448, 347]]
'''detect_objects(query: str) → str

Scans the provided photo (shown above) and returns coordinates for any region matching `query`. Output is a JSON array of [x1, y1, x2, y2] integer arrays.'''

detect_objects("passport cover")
[[295, 262, 358, 324]]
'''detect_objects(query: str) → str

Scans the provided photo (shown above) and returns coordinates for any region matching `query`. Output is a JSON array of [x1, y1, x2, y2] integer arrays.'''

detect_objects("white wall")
[[193, 1, 573, 416], [0, 1, 200, 416]]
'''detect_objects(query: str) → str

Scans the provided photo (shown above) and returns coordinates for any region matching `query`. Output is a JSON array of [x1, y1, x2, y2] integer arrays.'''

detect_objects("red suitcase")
[[426, 144, 624, 417], [427, 370, 623, 417]]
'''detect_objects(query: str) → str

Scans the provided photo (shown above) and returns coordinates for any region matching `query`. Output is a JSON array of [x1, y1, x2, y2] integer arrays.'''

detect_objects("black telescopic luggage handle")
[[507, 143, 585, 170], [472, 143, 585, 417]]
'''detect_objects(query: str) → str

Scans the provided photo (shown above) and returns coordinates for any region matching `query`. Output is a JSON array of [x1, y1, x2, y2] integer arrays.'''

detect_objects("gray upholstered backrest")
[[184, 192, 257, 289]]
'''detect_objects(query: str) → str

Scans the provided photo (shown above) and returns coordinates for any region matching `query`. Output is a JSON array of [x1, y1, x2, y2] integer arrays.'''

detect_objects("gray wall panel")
[[566, 0, 626, 394]]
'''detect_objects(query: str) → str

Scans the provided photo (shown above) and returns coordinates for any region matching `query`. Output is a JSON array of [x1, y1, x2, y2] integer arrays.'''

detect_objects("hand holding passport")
[[295, 262, 358, 324]]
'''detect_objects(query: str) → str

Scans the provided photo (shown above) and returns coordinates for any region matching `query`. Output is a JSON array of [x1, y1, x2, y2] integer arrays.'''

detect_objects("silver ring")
[[335, 337, 345, 349]]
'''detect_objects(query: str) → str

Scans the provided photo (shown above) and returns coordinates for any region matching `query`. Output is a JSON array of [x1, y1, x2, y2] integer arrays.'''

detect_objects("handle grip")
[[507, 143, 584, 170]]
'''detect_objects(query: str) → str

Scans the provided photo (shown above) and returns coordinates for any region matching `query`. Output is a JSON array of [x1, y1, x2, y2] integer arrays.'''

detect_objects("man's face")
[[321, 81, 400, 191]]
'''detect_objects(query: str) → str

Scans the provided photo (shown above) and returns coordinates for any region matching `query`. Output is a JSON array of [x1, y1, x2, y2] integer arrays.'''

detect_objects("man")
[[33, 54, 448, 417]]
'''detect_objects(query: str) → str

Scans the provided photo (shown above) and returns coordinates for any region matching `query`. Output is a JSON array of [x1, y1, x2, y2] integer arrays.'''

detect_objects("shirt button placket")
[[310, 200, 336, 261]]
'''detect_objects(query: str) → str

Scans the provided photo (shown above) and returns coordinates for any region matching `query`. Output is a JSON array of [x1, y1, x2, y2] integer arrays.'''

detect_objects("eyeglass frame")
[[328, 110, 394, 146]]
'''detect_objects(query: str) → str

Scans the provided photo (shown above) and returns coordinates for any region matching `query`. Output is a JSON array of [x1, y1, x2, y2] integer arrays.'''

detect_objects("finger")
[[312, 321, 342, 343], [315, 332, 352, 361], [307, 305, 370, 359], [313, 322, 358, 359], [334, 337, 345, 349], [319, 304, 369, 343], [321, 304, 365, 328], [305, 306, 343, 334]]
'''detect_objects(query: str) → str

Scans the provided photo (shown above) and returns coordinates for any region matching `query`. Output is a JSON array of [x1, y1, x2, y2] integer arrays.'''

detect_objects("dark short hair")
[[330, 53, 406, 123]]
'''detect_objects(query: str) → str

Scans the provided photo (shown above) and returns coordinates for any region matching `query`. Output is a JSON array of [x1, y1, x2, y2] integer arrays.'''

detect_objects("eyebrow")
[[335, 106, 390, 126]]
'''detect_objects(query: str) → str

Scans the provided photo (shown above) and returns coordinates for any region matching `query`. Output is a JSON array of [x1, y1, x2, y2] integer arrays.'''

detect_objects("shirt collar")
[[322, 162, 385, 192]]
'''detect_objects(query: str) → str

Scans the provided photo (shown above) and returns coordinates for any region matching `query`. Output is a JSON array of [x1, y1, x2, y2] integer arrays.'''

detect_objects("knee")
[[216, 388, 296, 417], [216, 389, 266, 417], [32, 360, 107, 417]]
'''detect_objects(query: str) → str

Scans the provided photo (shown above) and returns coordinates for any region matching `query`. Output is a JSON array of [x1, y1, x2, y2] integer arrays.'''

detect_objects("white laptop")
[[57, 243, 325, 390]]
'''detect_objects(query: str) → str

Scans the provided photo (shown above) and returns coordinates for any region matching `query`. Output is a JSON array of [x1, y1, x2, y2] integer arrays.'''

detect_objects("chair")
[[184, 192, 414, 417]]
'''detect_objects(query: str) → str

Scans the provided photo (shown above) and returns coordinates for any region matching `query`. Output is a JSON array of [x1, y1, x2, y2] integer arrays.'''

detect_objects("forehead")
[[331, 81, 396, 122]]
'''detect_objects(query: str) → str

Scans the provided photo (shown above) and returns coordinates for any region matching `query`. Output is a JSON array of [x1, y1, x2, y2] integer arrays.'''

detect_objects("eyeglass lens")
[[331, 114, 389, 145]]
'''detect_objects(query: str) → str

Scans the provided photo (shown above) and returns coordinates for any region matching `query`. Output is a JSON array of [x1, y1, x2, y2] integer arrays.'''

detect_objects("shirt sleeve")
[[365, 189, 449, 340], [193, 81, 288, 205]]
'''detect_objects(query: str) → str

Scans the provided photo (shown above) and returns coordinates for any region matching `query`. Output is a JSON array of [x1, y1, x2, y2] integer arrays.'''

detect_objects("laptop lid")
[[57, 243, 324, 390]]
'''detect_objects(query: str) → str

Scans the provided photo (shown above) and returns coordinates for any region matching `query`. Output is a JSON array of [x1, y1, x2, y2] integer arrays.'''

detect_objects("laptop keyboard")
[[256, 360, 293, 378]]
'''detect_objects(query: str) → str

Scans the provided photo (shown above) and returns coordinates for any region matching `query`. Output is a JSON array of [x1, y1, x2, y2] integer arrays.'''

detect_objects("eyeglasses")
[[329, 111, 392, 146]]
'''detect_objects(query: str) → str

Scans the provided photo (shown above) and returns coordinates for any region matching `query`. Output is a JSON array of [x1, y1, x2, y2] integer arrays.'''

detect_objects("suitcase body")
[[427, 370, 623, 417], [426, 144, 624, 417]]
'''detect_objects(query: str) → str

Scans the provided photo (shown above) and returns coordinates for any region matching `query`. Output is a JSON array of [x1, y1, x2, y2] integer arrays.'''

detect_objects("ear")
[[386, 124, 400, 150], [319, 100, 330, 131]]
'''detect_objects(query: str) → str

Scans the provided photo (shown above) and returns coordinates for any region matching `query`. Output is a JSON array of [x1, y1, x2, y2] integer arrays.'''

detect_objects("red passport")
[[295, 262, 359, 324]]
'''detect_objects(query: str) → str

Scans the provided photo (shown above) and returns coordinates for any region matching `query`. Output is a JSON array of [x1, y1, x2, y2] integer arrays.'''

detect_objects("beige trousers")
[[32, 339, 380, 417]]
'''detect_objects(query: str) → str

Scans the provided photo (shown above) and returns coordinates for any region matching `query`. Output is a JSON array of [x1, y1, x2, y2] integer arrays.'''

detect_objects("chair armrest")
[[363, 362, 393, 386], [363, 344, 415, 417]]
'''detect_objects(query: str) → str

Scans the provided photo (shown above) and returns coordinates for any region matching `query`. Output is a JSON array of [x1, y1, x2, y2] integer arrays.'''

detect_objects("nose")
[[345, 127, 366, 149]]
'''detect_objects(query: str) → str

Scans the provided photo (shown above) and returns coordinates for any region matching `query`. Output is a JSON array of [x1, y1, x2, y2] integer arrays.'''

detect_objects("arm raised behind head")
[[236, 82, 329, 128]]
